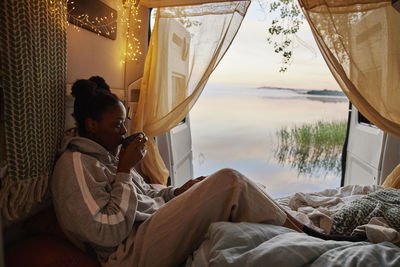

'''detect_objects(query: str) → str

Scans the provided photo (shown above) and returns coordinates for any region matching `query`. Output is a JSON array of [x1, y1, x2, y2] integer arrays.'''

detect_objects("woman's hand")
[[174, 176, 207, 196], [117, 133, 148, 173]]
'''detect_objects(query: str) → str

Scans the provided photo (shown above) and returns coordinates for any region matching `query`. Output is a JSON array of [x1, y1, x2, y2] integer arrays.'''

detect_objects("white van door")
[[155, 17, 194, 187], [344, 106, 385, 186], [344, 7, 400, 186], [157, 117, 194, 187], [344, 106, 400, 186]]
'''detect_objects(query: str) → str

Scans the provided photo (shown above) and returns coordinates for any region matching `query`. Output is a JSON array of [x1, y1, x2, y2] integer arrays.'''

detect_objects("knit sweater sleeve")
[[52, 152, 139, 248], [130, 169, 176, 202], [144, 184, 176, 202]]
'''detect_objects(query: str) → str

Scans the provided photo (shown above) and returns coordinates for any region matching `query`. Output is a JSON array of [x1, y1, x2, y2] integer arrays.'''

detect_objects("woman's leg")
[[283, 212, 303, 232], [130, 168, 288, 267]]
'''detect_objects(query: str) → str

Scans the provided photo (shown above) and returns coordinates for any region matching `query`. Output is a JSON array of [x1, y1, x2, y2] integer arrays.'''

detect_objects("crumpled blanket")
[[276, 184, 383, 233], [331, 188, 400, 235], [186, 185, 400, 267], [353, 217, 400, 244], [186, 222, 400, 267]]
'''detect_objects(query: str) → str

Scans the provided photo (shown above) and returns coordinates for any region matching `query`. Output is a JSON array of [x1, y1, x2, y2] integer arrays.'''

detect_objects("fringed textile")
[[0, 0, 67, 219]]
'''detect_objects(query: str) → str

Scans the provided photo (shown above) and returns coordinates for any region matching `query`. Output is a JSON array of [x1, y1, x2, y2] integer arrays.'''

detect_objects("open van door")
[[153, 17, 194, 187], [343, 106, 385, 185], [157, 118, 194, 187], [344, 105, 400, 186], [343, 7, 400, 186]]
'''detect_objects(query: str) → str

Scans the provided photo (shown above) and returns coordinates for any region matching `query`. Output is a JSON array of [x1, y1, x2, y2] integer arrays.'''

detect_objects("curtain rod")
[[139, 0, 250, 8]]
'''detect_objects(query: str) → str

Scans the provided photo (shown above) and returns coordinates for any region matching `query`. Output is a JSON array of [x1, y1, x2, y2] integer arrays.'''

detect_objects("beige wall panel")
[[66, 0, 149, 99]]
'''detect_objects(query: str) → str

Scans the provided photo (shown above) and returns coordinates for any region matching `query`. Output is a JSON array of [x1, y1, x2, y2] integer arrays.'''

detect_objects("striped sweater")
[[51, 137, 176, 261]]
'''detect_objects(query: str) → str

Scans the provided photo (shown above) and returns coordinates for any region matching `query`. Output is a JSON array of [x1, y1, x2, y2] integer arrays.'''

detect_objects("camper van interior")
[[1, 0, 400, 266]]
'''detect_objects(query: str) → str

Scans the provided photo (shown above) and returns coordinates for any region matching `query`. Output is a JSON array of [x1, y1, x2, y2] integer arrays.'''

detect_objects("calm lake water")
[[189, 85, 349, 198]]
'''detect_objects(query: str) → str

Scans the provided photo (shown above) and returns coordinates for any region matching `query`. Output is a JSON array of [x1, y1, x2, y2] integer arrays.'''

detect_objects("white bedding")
[[186, 185, 400, 267], [186, 222, 400, 267], [276, 184, 384, 233]]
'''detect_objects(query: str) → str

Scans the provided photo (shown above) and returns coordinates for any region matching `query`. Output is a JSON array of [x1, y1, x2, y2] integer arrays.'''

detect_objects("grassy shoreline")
[[274, 120, 347, 177]]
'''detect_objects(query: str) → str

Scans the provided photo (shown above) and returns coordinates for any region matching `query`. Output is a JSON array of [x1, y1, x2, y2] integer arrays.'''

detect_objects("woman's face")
[[91, 101, 127, 154]]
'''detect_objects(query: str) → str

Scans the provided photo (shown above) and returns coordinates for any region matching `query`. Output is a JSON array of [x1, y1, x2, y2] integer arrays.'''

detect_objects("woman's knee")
[[208, 168, 248, 185]]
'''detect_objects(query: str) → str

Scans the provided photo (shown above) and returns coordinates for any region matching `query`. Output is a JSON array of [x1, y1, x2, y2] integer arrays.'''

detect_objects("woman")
[[51, 77, 353, 267]]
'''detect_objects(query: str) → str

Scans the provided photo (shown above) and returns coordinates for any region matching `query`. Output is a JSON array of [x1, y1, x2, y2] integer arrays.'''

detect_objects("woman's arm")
[[52, 152, 139, 248], [140, 176, 207, 201]]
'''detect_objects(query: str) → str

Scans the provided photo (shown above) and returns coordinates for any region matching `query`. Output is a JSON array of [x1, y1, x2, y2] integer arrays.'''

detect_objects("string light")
[[66, 0, 142, 62], [119, 0, 142, 63], [66, 0, 117, 38]]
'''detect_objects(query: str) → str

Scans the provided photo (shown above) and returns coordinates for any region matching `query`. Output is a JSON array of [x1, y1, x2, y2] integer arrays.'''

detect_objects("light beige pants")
[[104, 168, 287, 267]]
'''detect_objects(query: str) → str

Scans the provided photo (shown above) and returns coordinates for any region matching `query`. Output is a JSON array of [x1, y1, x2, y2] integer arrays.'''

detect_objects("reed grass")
[[274, 120, 347, 177]]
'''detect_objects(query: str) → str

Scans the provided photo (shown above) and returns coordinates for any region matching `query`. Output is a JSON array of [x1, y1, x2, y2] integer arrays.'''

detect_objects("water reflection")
[[190, 85, 349, 197], [274, 122, 345, 178], [305, 96, 348, 103]]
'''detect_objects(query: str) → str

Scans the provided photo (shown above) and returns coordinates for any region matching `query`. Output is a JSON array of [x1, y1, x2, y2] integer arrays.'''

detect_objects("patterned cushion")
[[331, 188, 400, 235]]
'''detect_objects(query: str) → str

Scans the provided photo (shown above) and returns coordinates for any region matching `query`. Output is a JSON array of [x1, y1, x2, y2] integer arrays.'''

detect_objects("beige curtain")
[[133, 1, 250, 184], [298, 0, 400, 136]]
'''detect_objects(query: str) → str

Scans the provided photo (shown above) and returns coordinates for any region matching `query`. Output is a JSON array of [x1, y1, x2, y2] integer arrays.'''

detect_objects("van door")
[[157, 117, 194, 187], [344, 106, 400, 186], [343, 106, 385, 186], [155, 17, 194, 187]]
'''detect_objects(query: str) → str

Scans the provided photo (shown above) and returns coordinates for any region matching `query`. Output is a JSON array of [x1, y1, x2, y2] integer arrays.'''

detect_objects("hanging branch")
[[259, 0, 305, 72]]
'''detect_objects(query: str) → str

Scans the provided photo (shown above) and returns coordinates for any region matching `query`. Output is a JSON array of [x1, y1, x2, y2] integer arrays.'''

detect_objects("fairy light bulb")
[[66, 0, 142, 62]]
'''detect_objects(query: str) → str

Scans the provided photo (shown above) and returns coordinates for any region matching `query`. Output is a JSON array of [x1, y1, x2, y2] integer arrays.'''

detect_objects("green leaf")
[[262, 0, 305, 72]]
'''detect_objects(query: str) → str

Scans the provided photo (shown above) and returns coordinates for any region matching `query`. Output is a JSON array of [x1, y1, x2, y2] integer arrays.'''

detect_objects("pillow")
[[5, 234, 99, 267], [383, 164, 400, 189], [23, 205, 66, 239], [23, 205, 87, 252]]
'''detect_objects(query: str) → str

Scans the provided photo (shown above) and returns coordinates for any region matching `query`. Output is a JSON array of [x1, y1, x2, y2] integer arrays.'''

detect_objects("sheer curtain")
[[133, 1, 250, 184], [298, 0, 400, 136]]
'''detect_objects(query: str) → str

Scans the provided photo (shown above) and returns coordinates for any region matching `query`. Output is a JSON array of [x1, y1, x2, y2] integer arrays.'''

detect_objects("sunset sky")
[[207, 1, 341, 91]]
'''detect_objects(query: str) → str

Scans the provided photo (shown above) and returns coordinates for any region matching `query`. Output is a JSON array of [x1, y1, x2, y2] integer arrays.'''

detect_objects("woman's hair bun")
[[70, 77, 120, 136], [89, 76, 110, 91], [71, 79, 97, 101]]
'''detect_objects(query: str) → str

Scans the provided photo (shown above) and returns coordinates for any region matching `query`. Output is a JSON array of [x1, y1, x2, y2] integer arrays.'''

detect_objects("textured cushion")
[[331, 188, 400, 235], [5, 234, 99, 267]]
